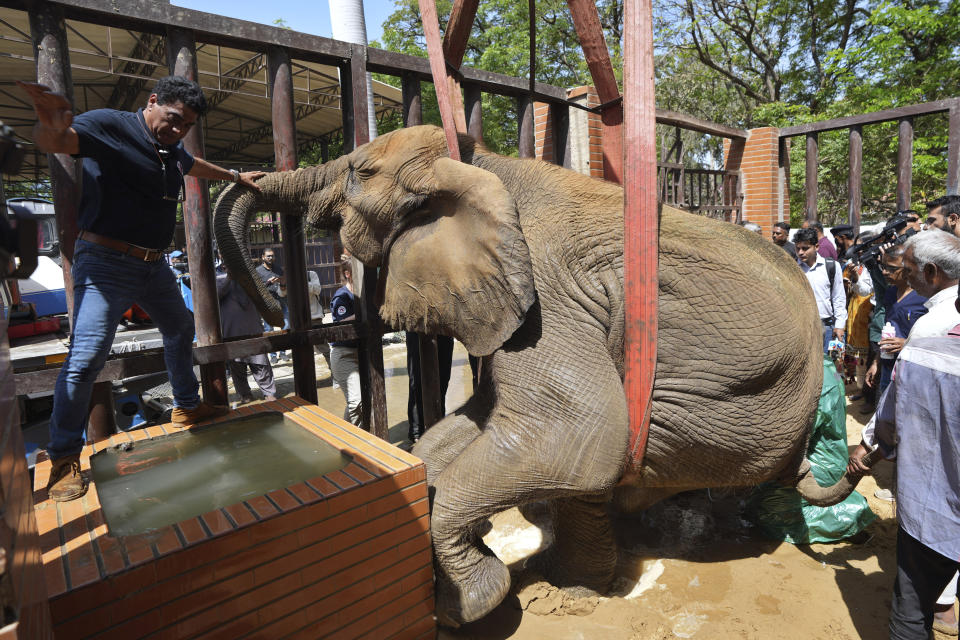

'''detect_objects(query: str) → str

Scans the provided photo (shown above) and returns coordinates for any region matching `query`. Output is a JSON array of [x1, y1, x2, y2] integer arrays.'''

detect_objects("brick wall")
[[552, 86, 604, 179], [724, 127, 791, 235], [34, 399, 435, 640]]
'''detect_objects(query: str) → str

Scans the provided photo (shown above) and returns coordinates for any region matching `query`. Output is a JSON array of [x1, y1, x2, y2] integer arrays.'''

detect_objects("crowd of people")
[[760, 199, 960, 639]]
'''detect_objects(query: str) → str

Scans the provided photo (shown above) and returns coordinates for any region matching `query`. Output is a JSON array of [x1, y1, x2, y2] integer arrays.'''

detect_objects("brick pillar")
[[724, 126, 790, 234], [534, 101, 553, 161], [561, 86, 605, 179]]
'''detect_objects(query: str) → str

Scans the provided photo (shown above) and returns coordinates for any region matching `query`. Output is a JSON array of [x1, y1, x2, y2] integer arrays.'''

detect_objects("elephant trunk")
[[213, 162, 344, 327], [793, 446, 884, 506]]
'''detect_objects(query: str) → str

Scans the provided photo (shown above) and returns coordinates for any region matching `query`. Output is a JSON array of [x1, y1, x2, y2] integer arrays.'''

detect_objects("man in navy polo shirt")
[[19, 77, 265, 502]]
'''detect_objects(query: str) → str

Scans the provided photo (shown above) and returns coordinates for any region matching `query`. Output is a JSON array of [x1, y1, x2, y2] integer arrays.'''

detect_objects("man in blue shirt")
[[19, 77, 265, 502]]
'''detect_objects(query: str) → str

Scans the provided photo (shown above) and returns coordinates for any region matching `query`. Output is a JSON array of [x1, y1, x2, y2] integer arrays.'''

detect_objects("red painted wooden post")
[[623, 0, 658, 464], [567, 0, 623, 184]]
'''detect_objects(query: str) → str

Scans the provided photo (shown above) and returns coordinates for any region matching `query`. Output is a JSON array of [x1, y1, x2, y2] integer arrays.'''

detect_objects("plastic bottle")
[[880, 322, 896, 359]]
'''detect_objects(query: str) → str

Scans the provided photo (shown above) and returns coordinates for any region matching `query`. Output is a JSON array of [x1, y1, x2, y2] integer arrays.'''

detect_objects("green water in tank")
[[91, 412, 349, 537]]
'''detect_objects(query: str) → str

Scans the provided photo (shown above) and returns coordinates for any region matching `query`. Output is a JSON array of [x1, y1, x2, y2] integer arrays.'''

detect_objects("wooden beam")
[[566, 0, 622, 182], [806, 133, 819, 222], [655, 109, 747, 140], [780, 99, 959, 137], [848, 125, 862, 231], [897, 118, 913, 212], [419, 0, 467, 160], [442, 0, 480, 68]]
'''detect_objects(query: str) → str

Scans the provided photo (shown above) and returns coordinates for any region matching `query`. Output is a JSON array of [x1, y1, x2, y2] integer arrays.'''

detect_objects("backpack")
[[825, 258, 837, 321]]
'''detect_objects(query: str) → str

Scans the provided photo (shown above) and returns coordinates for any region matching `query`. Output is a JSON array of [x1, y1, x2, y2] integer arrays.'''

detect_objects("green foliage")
[[372, 0, 621, 155]]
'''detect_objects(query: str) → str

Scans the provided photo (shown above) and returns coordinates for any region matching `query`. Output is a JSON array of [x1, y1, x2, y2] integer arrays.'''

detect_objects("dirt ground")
[[269, 344, 953, 640]]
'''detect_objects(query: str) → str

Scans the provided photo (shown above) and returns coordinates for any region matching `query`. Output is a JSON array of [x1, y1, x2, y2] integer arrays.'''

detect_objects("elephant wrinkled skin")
[[214, 125, 866, 627]]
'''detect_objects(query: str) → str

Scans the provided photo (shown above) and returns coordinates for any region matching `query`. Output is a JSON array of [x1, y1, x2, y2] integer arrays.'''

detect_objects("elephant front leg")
[[430, 422, 626, 626], [527, 492, 617, 594]]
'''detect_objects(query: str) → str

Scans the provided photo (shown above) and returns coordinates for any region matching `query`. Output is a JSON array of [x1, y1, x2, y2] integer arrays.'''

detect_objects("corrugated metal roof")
[[0, 6, 401, 183]]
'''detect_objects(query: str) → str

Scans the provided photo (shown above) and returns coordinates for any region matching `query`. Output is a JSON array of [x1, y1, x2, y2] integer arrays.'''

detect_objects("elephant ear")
[[379, 157, 535, 356]]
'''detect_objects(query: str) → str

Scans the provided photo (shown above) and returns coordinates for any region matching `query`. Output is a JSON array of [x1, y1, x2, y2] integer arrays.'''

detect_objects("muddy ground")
[[270, 343, 951, 640]]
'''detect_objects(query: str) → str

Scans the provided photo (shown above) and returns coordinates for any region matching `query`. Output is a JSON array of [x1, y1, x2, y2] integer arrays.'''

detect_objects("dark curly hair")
[[153, 75, 208, 116]]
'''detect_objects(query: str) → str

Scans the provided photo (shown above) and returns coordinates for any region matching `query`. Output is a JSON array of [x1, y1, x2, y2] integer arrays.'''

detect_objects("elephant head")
[[213, 126, 536, 355]]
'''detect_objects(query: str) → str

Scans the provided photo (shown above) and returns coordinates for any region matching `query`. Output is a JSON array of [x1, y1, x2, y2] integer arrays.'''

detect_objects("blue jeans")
[[822, 322, 834, 353], [47, 239, 200, 460]]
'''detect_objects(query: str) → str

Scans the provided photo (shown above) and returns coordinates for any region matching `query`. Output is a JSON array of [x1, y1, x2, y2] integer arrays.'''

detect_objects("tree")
[[371, 0, 622, 155]]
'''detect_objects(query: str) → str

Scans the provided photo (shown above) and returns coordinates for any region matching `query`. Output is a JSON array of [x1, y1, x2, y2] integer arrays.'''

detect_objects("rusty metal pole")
[[848, 125, 862, 232], [269, 47, 316, 404], [167, 27, 227, 405], [28, 4, 79, 328], [805, 133, 819, 222], [623, 0, 659, 465], [342, 47, 388, 440], [897, 118, 913, 212]]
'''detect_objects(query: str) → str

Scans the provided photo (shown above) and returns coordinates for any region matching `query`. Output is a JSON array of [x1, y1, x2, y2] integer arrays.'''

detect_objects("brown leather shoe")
[[47, 455, 87, 502], [170, 401, 229, 427]]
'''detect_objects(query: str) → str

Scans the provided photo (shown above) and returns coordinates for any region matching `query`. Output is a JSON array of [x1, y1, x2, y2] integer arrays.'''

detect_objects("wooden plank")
[[442, 0, 480, 68], [780, 98, 959, 137], [805, 133, 818, 222], [419, 0, 466, 160], [623, 0, 658, 465], [566, 0, 622, 182], [848, 125, 862, 231], [655, 109, 747, 140], [897, 118, 913, 212], [192, 325, 359, 363]]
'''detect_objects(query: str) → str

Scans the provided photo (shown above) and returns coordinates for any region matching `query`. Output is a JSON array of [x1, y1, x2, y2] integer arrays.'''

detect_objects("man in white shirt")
[[900, 230, 960, 343], [795, 227, 847, 353]]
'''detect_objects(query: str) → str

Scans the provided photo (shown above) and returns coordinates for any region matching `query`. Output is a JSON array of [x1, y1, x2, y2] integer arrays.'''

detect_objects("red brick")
[[223, 502, 257, 528], [194, 611, 259, 640], [175, 517, 208, 546], [200, 509, 234, 536], [246, 495, 279, 519], [267, 488, 300, 512], [286, 481, 322, 504]]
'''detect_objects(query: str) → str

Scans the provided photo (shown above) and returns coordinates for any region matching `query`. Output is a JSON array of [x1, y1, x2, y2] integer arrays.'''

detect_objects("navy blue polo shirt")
[[72, 108, 195, 250]]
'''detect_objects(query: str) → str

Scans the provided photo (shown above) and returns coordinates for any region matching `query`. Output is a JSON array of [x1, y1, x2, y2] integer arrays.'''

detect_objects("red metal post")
[[167, 28, 228, 405], [623, 0, 658, 464], [567, 0, 623, 183]]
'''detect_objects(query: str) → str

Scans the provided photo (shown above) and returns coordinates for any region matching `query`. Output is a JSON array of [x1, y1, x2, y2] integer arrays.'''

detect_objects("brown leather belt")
[[78, 230, 165, 261]]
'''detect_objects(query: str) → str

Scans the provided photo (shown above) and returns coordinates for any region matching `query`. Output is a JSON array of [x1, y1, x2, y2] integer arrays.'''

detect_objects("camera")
[[843, 212, 918, 266]]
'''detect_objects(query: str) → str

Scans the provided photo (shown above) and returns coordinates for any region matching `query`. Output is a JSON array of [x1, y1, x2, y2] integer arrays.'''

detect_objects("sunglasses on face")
[[881, 263, 903, 273], [157, 147, 185, 203]]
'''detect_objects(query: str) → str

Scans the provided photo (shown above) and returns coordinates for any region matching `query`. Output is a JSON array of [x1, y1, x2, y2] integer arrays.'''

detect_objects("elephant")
[[213, 124, 869, 627]]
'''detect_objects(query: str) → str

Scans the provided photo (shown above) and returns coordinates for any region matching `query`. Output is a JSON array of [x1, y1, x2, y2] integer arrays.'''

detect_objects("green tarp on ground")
[[746, 357, 876, 544]]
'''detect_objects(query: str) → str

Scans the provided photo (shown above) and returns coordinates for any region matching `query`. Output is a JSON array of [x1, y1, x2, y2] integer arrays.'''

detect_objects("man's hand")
[[846, 442, 874, 476], [865, 359, 878, 387], [879, 336, 906, 355], [238, 170, 266, 193], [17, 81, 79, 154]]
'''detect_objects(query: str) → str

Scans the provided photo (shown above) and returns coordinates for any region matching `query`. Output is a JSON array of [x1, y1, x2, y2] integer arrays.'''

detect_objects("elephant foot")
[[435, 548, 511, 627], [525, 541, 616, 594]]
